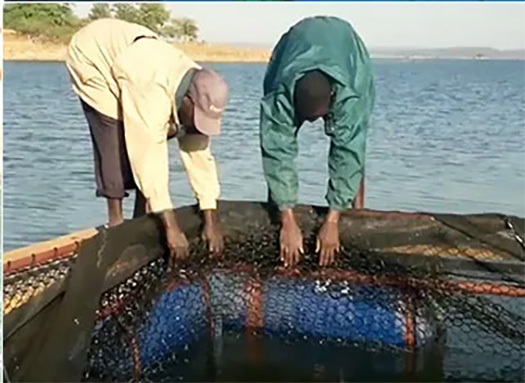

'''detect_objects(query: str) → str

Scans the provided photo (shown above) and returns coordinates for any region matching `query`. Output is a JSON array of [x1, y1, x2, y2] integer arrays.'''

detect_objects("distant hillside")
[[228, 43, 525, 60], [369, 47, 525, 60]]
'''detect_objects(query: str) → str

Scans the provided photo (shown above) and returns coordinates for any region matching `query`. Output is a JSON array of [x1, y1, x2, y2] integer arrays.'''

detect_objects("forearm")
[[263, 159, 298, 210], [120, 81, 173, 214], [260, 95, 299, 212], [327, 137, 364, 211], [126, 132, 173, 213], [327, 81, 372, 211], [160, 209, 183, 233], [178, 135, 220, 211], [327, 131, 366, 211], [203, 209, 218, 227]]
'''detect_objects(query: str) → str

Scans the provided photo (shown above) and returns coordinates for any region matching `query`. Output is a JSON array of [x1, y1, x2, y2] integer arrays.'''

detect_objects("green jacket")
[[260, 16, 375, 211]]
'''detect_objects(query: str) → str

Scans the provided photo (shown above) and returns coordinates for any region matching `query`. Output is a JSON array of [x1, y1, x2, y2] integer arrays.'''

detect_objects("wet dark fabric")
[[15, 231, 109, 382], [81, 100, 136, 199], [260, 16, 375, 211]]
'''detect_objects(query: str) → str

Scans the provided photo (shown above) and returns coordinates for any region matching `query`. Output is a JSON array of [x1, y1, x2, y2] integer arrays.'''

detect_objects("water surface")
[[4, 59, 525, 250]]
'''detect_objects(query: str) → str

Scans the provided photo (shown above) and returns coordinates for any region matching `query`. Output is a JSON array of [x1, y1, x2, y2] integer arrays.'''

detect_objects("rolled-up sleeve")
[[119, 80, 173, 213], [177, 134, 220, 210]]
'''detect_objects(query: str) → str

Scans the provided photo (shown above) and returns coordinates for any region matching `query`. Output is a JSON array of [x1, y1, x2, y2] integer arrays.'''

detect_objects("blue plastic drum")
[[262, 276, 409, 347], [138, 282, 207, 367], [136, 270, 432, 369]]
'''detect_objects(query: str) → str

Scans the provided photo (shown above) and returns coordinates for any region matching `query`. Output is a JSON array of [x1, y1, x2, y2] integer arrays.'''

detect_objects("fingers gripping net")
[[3, 204, 525, 382]]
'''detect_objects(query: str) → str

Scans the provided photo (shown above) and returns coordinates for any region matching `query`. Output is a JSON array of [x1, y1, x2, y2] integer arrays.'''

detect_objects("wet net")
[[3, 202, 525, 383]]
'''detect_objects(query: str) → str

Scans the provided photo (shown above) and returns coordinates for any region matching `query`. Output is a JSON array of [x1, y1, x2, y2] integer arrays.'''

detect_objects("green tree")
[[4, 3, 77, 27], [171, 18, 199, 41], [109, 3, 196, 39], [88, 4, 112, 21], [136, 3, 169, 34], [3, 3, 200, 42], [112, 4, 140, 24], [160, 21, 181, 39], [3, 3, 80, 40]]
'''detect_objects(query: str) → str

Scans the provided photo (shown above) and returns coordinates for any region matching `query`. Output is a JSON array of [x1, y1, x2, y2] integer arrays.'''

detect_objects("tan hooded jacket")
[[66, 19, 220, 213]]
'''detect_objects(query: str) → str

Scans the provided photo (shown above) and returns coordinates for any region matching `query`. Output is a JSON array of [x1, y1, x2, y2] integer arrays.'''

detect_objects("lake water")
[[3, 60, 525, 250]]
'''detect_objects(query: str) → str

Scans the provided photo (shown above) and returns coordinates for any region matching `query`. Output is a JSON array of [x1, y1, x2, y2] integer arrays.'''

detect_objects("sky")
[[74, 2, 525, 50]]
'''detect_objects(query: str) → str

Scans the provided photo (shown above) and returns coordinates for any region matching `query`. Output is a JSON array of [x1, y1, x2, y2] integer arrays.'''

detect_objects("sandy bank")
[[5, 30, 521, 64], [3, 30, 271, 63]]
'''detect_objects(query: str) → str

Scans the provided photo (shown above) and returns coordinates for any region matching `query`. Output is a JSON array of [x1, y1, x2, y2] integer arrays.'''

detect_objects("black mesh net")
[[3, 203, 525, 383]]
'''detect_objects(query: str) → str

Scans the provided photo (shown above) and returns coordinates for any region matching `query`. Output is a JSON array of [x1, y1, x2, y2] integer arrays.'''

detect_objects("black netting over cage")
[[3, 202, 525, 383]]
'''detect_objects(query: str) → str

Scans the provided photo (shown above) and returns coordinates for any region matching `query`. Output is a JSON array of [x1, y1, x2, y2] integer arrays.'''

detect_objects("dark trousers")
[[80, 100, 136, 199]]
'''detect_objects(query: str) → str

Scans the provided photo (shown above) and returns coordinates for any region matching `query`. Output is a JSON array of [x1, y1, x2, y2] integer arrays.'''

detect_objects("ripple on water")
[[3, 60, 525, 250]]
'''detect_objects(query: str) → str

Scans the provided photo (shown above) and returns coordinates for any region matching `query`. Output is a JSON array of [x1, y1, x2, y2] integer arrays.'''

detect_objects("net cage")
[[3, 201, 525, 382]]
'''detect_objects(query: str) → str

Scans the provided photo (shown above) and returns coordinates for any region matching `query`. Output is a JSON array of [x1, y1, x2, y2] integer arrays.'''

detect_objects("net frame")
[[4, 201, 524, 383]]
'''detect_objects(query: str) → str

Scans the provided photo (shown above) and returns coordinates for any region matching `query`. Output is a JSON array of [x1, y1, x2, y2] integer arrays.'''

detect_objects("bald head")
[[294, 70, 332, 123]]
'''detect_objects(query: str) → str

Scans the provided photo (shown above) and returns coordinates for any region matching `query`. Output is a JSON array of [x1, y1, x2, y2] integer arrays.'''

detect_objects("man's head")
[[294, 70, 332, 123], [178, 68, 229, 136]]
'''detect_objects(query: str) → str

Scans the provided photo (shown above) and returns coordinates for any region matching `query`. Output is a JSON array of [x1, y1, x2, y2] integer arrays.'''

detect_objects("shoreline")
[[4, 32, 524, 63], [3, 31, 272, 63]]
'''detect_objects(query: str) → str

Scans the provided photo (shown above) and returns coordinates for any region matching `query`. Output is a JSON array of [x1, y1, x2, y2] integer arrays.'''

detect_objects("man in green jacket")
[[260, 16, 375, 268]]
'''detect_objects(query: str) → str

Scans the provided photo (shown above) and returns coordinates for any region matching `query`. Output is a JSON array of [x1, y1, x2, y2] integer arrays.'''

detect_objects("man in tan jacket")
[[66, 18, 229, 260]]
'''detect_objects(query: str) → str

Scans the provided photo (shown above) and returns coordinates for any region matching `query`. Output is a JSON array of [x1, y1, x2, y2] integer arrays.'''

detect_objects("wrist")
[[160, 210, 181, 231], [325, 209, 340, 224], [202, 209, 218, 227], [280, 209, 296, 226]]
